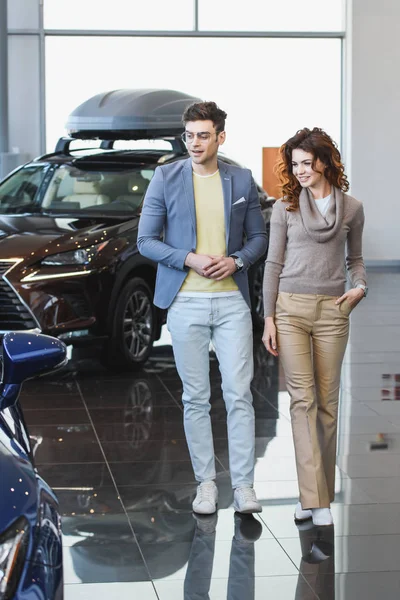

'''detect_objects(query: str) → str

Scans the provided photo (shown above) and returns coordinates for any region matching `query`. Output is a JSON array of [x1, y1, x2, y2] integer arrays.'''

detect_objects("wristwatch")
[[356, 284, 368, 297], [231, 255, 244, 271]]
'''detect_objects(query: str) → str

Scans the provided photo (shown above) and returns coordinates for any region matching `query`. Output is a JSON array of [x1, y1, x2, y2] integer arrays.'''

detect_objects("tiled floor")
[[21, 269, 400, 599]]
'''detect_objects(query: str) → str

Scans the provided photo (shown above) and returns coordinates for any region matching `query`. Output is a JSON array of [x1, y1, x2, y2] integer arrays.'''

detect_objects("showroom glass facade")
[[45, 36, 341, 184], [38, 0, 345, 184], [7, 0, 346, 178], [43, 0, 195, 31], [43, 0, 344, 32]]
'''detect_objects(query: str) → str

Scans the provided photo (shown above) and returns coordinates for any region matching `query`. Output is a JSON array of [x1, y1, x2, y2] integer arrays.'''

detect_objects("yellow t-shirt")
[[180, 170, 238, 293]]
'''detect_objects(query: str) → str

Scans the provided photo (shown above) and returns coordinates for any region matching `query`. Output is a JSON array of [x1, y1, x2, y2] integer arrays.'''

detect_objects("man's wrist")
[[230, 255, 244, 271], [184, 252, 195, 267], [228, 257, 236, 268]]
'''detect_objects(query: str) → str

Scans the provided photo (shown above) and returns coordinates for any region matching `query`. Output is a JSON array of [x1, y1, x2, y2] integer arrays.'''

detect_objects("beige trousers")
[[275, 292, 350, 509]]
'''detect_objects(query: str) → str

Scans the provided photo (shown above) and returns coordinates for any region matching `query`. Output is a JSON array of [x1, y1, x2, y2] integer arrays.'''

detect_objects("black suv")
[[0, 90, 272, 369]]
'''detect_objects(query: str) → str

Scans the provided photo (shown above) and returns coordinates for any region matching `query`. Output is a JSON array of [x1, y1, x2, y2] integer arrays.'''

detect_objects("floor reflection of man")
[[184, 512, 262, 600], [294, 523, 335, 600]]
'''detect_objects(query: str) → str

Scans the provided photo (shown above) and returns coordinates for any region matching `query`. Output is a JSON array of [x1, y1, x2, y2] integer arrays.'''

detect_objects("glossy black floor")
[[20, 269, 400, 599]]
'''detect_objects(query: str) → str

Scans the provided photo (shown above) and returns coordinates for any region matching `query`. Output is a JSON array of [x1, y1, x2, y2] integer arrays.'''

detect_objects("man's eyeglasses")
[[181, 131, 222, 143]]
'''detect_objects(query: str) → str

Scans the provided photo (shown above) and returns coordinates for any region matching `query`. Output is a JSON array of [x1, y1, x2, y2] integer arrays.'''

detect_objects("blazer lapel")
[[219, 160, 232, 248], [182, 158, 197, 236]]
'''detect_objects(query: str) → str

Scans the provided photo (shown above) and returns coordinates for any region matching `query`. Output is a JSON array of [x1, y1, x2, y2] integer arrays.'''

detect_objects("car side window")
[[0, 166, 47, 213]]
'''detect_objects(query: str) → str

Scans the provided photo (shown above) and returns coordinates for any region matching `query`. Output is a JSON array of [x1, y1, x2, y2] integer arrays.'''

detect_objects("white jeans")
[[167, 293, 255, 489]]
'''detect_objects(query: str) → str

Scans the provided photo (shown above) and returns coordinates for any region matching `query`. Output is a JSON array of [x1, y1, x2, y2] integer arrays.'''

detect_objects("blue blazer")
[[137, 157, 268, 309]]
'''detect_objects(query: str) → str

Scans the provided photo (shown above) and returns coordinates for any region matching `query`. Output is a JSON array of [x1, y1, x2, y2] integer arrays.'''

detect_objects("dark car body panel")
[[0, 213, 150, 336]]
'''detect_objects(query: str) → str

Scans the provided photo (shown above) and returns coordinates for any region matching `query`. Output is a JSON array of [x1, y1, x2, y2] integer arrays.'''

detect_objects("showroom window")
[[43, 0, 344, 32], [45, 36, 341, 185], [198, 0, 344, 32], [43, 1, 344, 182], [43, 0, 195, 30]]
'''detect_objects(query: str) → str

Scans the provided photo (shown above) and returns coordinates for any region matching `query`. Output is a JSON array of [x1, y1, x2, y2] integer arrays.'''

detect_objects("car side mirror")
[[0, 332, 68, 410]]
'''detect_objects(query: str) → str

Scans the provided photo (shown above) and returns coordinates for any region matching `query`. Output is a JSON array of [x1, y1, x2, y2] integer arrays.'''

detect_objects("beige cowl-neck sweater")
[[263, 186, 367, 317]]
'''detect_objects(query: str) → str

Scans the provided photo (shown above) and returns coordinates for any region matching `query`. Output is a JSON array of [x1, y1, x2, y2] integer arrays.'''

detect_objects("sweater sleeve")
[[346, 202, 367, 287], [263, 200, 288, 317]]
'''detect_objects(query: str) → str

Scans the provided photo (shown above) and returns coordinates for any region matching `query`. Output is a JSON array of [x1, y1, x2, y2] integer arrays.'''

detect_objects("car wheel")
[[250, 260, 265, 330], [106, 277, 156, 370]]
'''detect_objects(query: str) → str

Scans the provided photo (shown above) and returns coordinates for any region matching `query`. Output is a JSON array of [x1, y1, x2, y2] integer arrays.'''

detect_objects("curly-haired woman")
[[262, 128, 367, 526]]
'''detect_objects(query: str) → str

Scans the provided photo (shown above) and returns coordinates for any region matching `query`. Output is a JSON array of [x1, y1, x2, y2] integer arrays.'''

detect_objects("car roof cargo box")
[[66, 89, 202, 140]]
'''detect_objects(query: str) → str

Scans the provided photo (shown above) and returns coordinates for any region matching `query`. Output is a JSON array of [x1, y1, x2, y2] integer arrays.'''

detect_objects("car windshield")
[[0, 164, 155, 215]]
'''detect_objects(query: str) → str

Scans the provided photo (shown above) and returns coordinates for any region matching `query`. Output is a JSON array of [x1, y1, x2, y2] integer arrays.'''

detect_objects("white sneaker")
[[233, 487, 262, 514], [312, 508, 333, 526], [192, 481, 218, 514], [294, 501, 312, 522]]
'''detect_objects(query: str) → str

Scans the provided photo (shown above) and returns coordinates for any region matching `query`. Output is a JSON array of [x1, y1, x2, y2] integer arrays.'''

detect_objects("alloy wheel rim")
[[123, 289, 153, 359]]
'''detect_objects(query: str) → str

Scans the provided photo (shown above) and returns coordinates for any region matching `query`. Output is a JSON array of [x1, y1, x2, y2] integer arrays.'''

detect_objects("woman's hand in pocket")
[[262, 317, 278, 356], [335, 287, 364, 310]]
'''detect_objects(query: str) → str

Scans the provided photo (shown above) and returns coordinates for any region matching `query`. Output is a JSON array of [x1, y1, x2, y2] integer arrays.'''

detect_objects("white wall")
[[348, 0, 400, 263]]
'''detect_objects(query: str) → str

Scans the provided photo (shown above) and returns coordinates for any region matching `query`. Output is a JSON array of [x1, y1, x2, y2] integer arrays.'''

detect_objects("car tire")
[[105, 277, 157, 371]]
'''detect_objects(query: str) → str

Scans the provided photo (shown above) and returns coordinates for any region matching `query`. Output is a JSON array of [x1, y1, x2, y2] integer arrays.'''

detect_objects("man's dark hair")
[[182, 101, 227, 133]]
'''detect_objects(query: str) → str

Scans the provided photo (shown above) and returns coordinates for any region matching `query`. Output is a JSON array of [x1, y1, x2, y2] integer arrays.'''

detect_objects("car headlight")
[[41, 241, 108, 266], [0, 517, 30, 600]]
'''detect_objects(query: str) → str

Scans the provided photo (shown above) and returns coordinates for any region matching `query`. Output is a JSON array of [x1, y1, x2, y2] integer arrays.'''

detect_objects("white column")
[[347, 0, 400, 264], [5, 0, 41, 170]]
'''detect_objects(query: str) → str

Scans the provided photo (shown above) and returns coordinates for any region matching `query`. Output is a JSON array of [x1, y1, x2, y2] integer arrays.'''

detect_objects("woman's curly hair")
[[275, 127, 349, 211]]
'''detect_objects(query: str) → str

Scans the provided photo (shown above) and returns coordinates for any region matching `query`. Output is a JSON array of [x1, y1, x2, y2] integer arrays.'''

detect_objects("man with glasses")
[[138, 101, 267, 514]]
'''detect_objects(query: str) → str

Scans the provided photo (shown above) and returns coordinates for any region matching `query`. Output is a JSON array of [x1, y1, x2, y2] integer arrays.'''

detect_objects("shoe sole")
[[295, 519, 315, 531], [192, 504, 218, 515], [233, 504, 262, 514], [294, 513, 313, 524]]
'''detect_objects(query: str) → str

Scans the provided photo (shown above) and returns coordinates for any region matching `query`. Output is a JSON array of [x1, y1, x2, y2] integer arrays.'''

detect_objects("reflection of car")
[[0, 331, 67, 599], [0, 89, 272, 370]]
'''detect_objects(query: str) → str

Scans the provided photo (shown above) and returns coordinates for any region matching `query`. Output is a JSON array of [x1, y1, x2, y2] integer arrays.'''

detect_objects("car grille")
[[0, 261, 38, 331]]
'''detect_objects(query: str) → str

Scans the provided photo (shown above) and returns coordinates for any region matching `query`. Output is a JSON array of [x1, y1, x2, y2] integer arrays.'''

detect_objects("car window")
[[41, 165, 155, 213], [0, 166, 48, 214]]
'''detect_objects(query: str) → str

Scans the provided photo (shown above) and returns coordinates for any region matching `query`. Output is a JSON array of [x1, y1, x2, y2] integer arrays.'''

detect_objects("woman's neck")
[[309, 180, 332, 200]]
